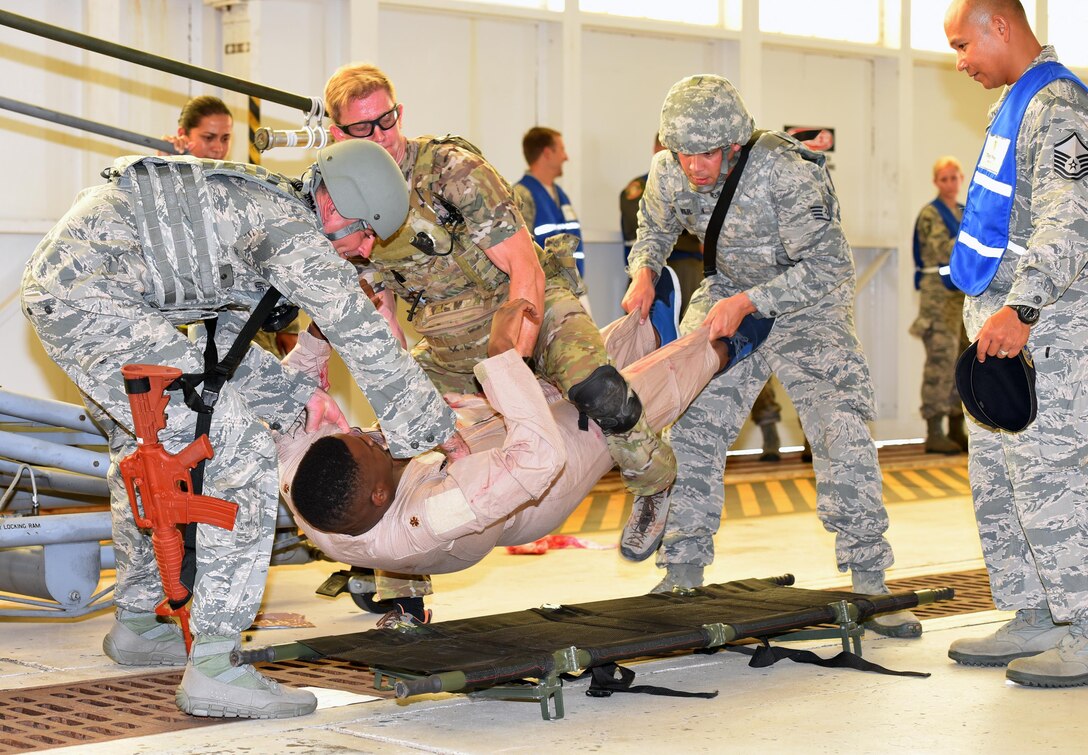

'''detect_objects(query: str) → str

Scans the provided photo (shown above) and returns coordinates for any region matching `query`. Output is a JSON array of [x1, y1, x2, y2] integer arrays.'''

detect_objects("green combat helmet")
[[658, 74, 754, 155], [303, 139, 409, 240]]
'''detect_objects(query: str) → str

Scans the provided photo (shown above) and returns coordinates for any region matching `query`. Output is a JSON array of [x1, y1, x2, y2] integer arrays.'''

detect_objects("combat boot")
[[102, 608, 187, 667], [924, 416, 961, 454], [1006, 625, 1088, 687], [651, 563, 704, 594], [620, 490, 670, 561], [948, 412, 969, 452], [948, 609, 1069, 666], [759, 423, 781, 462], [851, 570, 923, 638], [176, 635, 317, 719]]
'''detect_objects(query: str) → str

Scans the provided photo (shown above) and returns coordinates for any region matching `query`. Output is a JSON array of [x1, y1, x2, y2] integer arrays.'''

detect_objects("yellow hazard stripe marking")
[[556, 463, 970, 534], [899, 469, 945, 499]]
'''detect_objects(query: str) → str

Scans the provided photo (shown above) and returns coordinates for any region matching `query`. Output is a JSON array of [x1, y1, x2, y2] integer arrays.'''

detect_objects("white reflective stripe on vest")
[[972, 171, 1013, 197], [534, 221, 581, 235], [1008, 240, 1027, 255], [957, 230, 1006, 258]]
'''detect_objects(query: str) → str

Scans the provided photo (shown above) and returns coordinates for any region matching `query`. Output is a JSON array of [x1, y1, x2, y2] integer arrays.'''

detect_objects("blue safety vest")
[[517, 174, 585, 276], [951, 61, 1087, 295], [913, 198, 963, 291]]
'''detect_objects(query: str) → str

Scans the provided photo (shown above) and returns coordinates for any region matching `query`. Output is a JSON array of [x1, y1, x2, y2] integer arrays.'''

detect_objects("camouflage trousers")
[[415, 282, 675, 496], [967, 344, 1088, 624], [657, 289, 893, 573], [909, 278, 967, 419], [24, 293, 283, 639]]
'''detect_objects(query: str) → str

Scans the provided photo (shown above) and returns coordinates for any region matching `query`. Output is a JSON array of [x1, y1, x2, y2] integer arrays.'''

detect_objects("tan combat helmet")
[[303, 139, 409, 240]]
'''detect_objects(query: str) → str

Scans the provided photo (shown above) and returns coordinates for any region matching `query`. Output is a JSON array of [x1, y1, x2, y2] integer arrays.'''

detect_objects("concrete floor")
[[3, 483, 1087, 754]]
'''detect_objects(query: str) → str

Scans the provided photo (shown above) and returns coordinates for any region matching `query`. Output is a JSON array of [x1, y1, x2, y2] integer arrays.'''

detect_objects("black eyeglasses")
[[336, 105, 400, 139]]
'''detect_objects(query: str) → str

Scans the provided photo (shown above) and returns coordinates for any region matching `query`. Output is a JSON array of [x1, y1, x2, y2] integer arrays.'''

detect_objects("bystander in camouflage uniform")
[[910, 157, 969, 454], [625, 74, 919, 637], [941, 25, 1088, 684], [323, 63, 674, 498], [21, 151, 455, 717]]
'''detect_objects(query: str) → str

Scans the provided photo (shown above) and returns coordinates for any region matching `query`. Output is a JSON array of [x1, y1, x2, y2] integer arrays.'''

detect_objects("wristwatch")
[[1010, 304, 1040, 325]]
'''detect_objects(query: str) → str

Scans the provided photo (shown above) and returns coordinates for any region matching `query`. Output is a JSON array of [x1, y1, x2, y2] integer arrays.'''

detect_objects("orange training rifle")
[[118, 364, 238, 652]]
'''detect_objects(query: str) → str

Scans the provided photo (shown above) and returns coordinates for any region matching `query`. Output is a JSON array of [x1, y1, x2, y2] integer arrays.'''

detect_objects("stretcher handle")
[[395, 670, 468, 698], [230, 642, 322, 666]]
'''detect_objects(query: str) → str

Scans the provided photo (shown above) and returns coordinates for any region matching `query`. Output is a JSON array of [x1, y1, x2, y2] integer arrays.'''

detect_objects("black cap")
[[955, 342, 1037, 432]]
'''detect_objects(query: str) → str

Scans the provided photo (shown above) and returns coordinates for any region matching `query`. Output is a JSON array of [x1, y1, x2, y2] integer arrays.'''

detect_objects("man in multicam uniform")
[[321, 62, 674, 500], [21, 140, 459, 719], [622, 74, 921, 637], [943, 0, 1088, 687], [910, 155, 970, 455]]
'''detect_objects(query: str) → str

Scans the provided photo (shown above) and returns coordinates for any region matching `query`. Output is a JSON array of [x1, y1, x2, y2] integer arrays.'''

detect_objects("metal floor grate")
[[885, 568, 996, 619], [829, 568, 995, 619], [0, 569, 996, 752], [0, 658, 391, 754]]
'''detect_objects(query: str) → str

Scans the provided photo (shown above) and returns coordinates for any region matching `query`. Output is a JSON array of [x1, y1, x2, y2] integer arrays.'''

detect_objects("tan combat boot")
[[759, 422, 781, 462], [852, 570, 923, 638], [1006, 625, 1088, 687], [102, 608, 187, 667], [949, 609, 1069, 666], [620, 489, 671, 561], [176, 635, 317, 719], [651, 564, 704, 594], [924, 416, 962, 455], [947, 412, 969, 452]]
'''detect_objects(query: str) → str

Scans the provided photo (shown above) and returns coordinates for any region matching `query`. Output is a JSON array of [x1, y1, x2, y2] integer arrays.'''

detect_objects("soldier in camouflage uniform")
[[321, 62, 674, 499], [944, 0, 1088, 687], [910, 156, 969, 454], [21, 140, 458, 718], [622, 74, 920, 637]]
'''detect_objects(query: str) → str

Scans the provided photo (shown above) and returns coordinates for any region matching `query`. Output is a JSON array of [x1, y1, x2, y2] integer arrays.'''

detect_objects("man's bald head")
[[946, 0, 1028, 27], [945, 0, 1040, 89]]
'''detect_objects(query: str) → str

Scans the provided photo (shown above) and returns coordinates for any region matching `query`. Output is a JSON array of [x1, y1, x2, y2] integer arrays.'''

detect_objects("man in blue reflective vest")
[[944, 0, 1088, 687], [515, 127, 586, 278]]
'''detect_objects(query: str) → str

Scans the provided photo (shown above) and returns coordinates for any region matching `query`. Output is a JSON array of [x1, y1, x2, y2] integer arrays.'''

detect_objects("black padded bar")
[[0, 9, 315, 114]]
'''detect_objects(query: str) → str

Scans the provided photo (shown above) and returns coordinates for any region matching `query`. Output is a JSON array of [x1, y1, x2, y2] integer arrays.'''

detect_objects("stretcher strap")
[[572, 663, 719, 699], [724, 642, 931, 678]]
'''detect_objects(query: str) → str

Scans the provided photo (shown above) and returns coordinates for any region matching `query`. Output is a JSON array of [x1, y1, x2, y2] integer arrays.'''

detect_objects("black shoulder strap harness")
[[703, 130, 764, 279], [173, 286, 285, 589]]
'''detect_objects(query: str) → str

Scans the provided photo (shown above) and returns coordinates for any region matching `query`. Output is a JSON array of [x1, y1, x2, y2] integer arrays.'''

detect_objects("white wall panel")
[[761, 48, 873, 244], [377, 8, 548, 183], [580, 29, 731, 235], [909, 61, 995, 213]]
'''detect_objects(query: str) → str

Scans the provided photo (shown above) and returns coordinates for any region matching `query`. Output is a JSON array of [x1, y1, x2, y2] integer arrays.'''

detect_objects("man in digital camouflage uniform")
[[943, 0, 1088, 687], [622, 74, 920, 637], [21, 140, 459, 718], [321, 62, 674, 499]]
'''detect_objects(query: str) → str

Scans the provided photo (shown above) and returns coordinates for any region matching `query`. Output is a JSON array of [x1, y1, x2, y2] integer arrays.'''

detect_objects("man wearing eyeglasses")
[[321, 62, 676, 503]]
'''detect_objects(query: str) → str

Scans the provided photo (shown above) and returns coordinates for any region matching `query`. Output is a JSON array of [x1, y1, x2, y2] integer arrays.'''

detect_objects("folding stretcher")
[[238, 575, 955, 719]]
